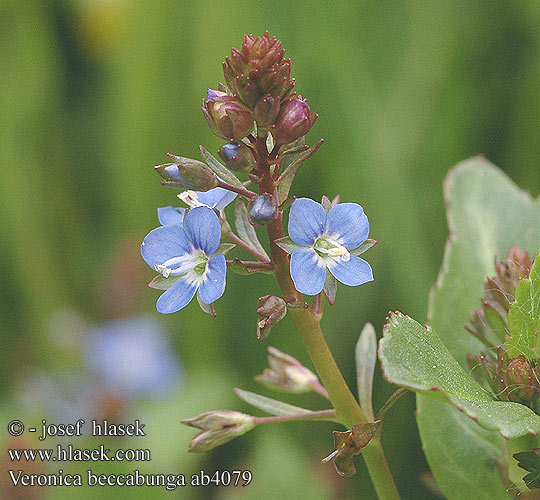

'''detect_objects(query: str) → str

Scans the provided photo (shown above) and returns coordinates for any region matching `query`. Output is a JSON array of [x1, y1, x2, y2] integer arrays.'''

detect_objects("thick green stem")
[[256, 136, 400, 500], [363, 434, 400, 500]]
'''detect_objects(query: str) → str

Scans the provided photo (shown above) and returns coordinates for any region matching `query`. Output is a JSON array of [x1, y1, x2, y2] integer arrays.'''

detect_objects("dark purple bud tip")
[[249, 194, 278, 224], [221, 143, 239, 162]]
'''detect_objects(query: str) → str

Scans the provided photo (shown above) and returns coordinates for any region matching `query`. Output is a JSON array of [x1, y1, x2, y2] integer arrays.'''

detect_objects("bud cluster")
[[468, 348, 540, 408], [203, 32, 317, 147], [223, 32, 294, 108], [466, 247, 539, 409], [466, 247, 533, 346]]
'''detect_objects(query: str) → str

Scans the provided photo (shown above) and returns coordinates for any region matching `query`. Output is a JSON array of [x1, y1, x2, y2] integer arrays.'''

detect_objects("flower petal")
[[158, 206, 186, 226], [326, 203, 369, 250], [156, 277, 197, 314], [288, 198, 326, 246], [197, 187, 237, 210], [141, 224, 191, 270], [183, 206, 221, 255], [328, 255, 373, 287], [290, 248, 326, 295], [198, 254, 227, 304]]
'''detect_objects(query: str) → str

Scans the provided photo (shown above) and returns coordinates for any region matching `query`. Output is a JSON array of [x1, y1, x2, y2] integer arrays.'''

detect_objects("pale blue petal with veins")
[[287, 198, 374, 295]]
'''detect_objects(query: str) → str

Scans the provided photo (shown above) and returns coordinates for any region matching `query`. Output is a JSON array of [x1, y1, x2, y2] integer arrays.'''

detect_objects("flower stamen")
[[314, 237, 350, 262], [155, 264, 172, 278], [178, 190, 202, 207]]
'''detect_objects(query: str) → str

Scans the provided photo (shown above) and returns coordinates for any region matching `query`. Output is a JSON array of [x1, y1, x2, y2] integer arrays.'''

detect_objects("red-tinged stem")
[[254, 409, 336, 425], [224, 231, 270, 263], [217, 180, 257, 199], [226, 260, 275, 271]]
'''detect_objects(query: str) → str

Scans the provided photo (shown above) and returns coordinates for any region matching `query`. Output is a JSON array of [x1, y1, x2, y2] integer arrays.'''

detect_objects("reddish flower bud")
[[256, 295, 286, 339], [254, 95, 281, 127], [202, 89, 254, 141], [504, 355, 539, 405], [181, 411, 255, 452], [272, 98, 317, 145], [254, 346, 319, 393]]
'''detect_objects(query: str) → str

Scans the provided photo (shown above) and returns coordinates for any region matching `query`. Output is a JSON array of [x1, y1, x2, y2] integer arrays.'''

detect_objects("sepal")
[[321, 421, 381, 477]]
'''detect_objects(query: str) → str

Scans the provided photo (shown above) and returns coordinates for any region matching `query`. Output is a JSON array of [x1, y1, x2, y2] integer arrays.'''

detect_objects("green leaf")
[[418, 157, 540, 499], [429, 157, 540, 365], [513, 449, 540, 490], [417, 398, 509, 500], [379, 311, 540, 439], [234, 199, 269, 260], [355, 323, 376, 419], [233, 388, 318, 417], [228, 259, 250, 276], [148, 274, 181, 290], [199, 145, 244, 188], [277, 139, 323, 202], [507, 256, 540, 358]]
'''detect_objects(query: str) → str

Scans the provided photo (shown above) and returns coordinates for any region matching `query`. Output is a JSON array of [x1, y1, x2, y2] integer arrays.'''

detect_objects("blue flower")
[[84, 315, 182, 398], [141, 206, 227, 313], [284, 198, 373, 295], [157, 187, 237, 226]]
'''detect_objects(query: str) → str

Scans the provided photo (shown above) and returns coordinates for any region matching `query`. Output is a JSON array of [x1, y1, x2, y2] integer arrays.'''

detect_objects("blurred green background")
[[2, 1, 540, 499]]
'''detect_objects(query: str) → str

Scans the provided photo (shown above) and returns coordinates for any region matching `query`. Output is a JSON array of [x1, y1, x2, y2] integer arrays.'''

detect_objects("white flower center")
[[154, 249, 208, 283], [314, 236, 350, 264], [178, 190, 205, 208]]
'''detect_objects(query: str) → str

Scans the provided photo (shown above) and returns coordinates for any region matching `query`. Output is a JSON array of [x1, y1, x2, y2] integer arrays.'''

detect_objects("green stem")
[[363, 433, 401, 500], [256, 136, 400, 500]]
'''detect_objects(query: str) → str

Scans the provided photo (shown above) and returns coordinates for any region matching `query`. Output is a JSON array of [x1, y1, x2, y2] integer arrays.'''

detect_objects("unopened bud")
[[254, 95, 281, 127], [202, 89, 254, 140], [256, 295, 286, 339], [181, 411, 255, 452], [254, 346, 319, 393], [218, 142, 255, 172], [248, 194, 278, 225], [504, 355, 539, 406], [155, 155, 218, 191], [272, 97, 317, 145]]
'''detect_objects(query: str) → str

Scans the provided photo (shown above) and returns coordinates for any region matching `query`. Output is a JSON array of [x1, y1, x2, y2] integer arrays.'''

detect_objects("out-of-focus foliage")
[[2, 1, 540, 498]]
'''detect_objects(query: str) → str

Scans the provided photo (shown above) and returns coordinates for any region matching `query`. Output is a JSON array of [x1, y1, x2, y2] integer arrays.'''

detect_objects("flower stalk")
[[255, 134, 400, 500]]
